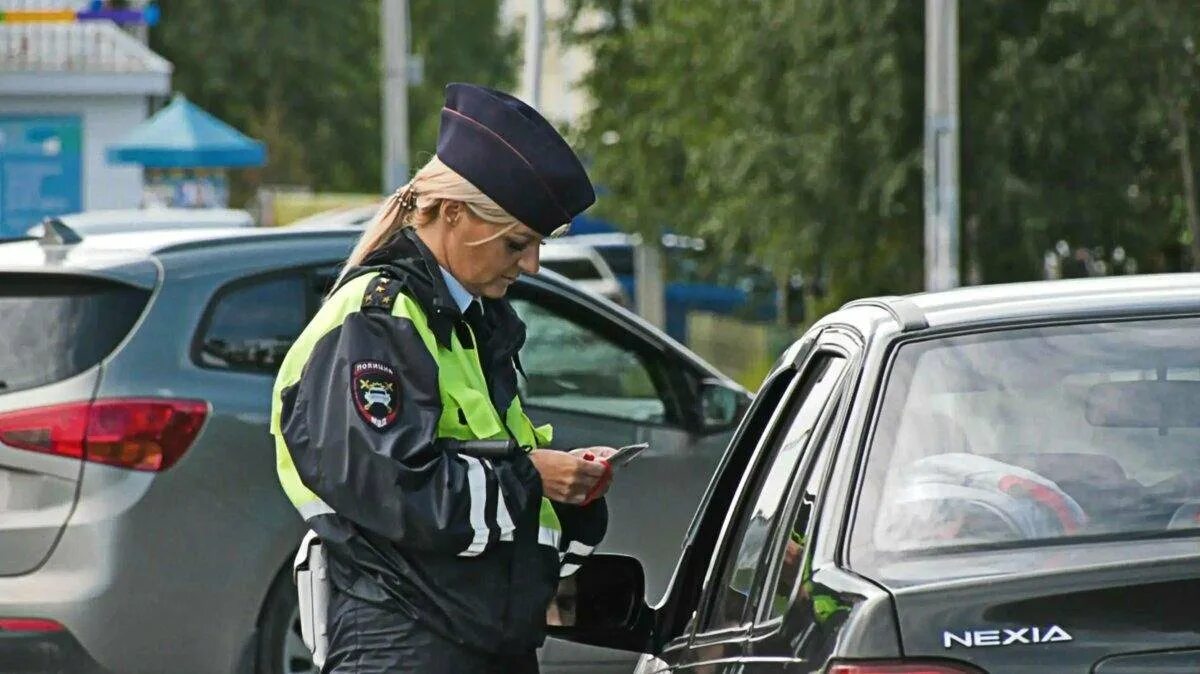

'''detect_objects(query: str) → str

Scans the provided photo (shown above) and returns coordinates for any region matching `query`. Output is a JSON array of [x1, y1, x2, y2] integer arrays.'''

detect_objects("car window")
[[511, 298, 668, 424], [197, 275, 308, 375], [759, 408, 842, 624], [0, 275, 150, 394], [308, 264, 342, 314], [664, 366, 806, 646], [853, 316, 1200, 563], [698, 354, 847, 633]]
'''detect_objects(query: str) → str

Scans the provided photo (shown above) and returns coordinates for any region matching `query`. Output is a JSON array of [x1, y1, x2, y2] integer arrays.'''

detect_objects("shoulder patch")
[[352, 360, 401, 430], [362, 274, 403, 312]]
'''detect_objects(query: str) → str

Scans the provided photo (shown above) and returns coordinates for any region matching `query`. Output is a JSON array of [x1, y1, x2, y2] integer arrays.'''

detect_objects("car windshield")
[[853, 316, 1200, 559]]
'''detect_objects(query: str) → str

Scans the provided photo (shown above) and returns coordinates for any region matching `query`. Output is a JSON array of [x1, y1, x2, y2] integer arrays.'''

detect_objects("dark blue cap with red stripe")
[[437, 83, 595, 237]]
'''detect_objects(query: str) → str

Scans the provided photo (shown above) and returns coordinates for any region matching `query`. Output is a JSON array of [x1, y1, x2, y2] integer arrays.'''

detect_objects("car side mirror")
[[699, 379, 747, 433], [546, 554, 654, 652]]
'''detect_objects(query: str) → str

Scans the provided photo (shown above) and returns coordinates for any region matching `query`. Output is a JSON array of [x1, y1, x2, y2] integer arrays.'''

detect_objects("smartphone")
[[606, 442, 649, 469]]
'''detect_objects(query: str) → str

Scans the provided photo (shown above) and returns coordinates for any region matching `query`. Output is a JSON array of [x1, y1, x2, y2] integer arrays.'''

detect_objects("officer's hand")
[[529, 449, 609, 504], [570, 447, 617, 502]]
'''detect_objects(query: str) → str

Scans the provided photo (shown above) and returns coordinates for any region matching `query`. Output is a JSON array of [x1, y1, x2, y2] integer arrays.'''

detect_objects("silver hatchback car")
[[0, 225, 749, 674]]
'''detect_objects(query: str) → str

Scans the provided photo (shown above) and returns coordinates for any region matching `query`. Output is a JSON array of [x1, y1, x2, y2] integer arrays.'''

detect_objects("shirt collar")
[[438, 266, 477, 314]]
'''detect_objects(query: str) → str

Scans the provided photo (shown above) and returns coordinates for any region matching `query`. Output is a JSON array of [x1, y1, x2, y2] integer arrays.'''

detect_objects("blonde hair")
[[339, 156, 519, 281]]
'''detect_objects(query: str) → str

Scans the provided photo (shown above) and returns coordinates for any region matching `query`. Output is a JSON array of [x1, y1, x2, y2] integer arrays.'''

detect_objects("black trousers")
[[323, 585, 539, 674]]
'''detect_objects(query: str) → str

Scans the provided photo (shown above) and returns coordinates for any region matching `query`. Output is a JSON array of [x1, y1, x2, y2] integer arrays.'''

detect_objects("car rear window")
[[0, 275, 150, 394], [540, 257, 604, 281], [853, 316, 1200, 561]]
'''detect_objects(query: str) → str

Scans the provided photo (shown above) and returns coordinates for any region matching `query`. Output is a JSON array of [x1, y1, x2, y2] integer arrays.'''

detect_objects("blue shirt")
[[439, 266, 477, 314]]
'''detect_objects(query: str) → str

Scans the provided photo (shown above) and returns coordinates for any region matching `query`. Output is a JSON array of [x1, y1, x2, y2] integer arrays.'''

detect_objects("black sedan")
[[553, 274, 1200, 674]]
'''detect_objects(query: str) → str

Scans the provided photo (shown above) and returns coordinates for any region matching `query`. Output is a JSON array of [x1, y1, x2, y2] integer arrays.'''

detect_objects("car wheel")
[[257, 568, 318, 674]]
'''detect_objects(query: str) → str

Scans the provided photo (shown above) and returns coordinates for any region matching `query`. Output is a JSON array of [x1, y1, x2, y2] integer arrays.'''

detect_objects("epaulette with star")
[[361, 274, 403, 312]]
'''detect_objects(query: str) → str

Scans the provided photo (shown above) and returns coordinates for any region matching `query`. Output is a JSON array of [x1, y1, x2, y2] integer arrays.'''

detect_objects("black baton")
[[440, 439, 520, 460]]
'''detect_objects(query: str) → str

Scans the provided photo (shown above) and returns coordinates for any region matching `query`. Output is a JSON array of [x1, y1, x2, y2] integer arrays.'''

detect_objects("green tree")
[[409, 1, 520, 172], [960, 0, 1200, 279], [567, 0, 1200, 311], [1085, 1, 1200, 271], [151, 0, 516, 200], [566, 0, 925, 312]]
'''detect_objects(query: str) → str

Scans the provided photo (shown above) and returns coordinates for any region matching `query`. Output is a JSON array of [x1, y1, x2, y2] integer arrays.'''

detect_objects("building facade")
[[0, 1, 170, 236]]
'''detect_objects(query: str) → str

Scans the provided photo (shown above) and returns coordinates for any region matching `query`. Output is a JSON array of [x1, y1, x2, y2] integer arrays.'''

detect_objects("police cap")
[[437, 83, 595, 238]]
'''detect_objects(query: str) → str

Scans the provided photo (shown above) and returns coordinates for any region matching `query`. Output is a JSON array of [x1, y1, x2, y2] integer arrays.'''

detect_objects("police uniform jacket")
[[269, 227, 607, 656]]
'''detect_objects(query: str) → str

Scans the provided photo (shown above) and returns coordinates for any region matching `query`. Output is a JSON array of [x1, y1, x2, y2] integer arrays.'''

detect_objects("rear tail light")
[[828, 661, 985, 674], [0, 402, 88, 460], [0, 399, 208, 471], [0, 618, 65, 633]]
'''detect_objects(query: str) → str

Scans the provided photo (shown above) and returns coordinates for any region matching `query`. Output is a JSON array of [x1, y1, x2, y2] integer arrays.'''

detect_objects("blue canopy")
[[107, 94, 266, 168]]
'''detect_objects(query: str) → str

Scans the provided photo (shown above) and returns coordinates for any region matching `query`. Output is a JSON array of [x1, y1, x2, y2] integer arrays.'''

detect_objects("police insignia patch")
[[351, 360, 401, 430]]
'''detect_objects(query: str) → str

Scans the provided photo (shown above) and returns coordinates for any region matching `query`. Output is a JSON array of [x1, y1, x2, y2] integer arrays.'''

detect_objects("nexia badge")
[[943, 625, 1072, 649]]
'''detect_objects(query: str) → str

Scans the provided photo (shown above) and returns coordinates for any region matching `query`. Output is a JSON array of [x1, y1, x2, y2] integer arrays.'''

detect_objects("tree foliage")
[[409, 1, 520, 173], [151, 0, 516, 198], [567, 0, 1200, 310], [961, 0, 1200, 280], [566, 0, 922, 311]]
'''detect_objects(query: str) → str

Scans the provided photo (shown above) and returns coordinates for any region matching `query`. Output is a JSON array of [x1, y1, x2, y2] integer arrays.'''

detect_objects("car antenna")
[[38, 217, 83, 246]]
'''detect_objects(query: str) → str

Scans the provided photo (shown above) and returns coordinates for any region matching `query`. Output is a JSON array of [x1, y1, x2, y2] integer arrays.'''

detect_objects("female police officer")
[[270, 83, 615, 673]]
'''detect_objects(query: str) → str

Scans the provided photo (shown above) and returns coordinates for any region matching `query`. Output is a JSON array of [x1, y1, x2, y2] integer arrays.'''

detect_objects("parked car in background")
[[24, 207, 255, 237], [551, 274, 1200, 674], [290, 203, 630, 305], [0, 225, 748, 674], [540, 240, 629, 305]]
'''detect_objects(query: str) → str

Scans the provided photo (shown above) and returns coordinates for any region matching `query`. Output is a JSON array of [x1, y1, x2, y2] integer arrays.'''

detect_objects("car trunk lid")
[[878, 539, 1200, 673]]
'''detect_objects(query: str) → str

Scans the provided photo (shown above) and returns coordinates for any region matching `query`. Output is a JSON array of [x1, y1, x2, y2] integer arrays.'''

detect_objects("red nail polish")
[[582, 452, 595, 461]]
